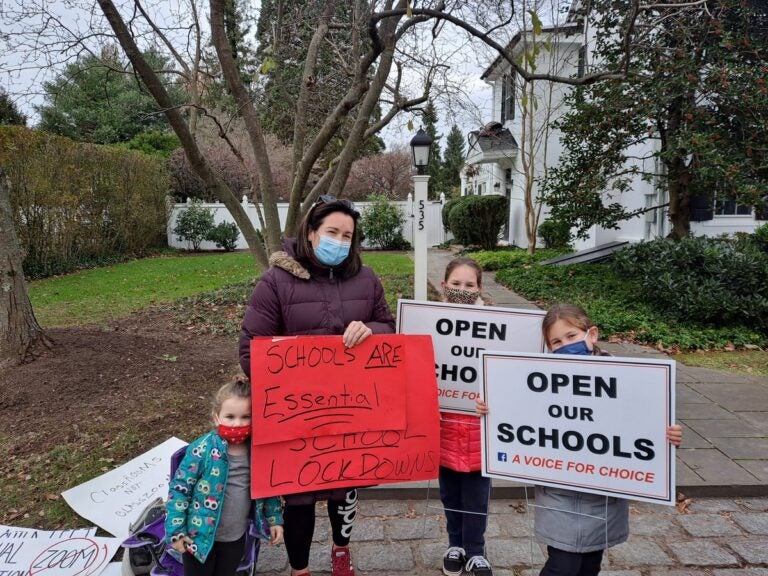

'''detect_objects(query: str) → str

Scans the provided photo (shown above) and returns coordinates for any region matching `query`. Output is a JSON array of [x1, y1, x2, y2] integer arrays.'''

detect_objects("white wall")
[[167, 198, 450, 250]]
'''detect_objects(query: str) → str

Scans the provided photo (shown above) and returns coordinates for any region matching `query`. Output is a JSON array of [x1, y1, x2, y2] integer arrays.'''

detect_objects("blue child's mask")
[[314, 235, 350, 266], [552, 335, 592, 356]]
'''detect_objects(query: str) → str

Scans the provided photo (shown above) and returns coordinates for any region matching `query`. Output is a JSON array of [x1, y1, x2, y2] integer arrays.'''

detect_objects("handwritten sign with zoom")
[[250, 336, 409, 444], [250, 334, 440, 497], [0, 527, 121, 576]]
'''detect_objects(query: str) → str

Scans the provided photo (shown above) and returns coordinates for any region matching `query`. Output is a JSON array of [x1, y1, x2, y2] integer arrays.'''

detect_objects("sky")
[[0, 0, 499, 151]]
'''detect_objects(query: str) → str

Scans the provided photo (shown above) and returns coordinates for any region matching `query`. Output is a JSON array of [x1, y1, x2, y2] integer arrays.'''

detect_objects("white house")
[[461, 10, 766, 251]]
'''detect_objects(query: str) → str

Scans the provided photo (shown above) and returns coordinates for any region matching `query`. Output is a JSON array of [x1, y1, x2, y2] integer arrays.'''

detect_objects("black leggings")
[[283, 490, 358, 570], [182, 534, 245, 576], [539, 546, 604, 576]]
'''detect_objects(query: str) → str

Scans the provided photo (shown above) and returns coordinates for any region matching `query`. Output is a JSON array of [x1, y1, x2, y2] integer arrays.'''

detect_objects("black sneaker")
[[465, 555, 492, 576], [442, 546, 466, 576]]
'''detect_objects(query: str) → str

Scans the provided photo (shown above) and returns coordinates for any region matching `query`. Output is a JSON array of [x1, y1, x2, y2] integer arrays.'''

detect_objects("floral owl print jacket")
[[164, 431, 283, 563]]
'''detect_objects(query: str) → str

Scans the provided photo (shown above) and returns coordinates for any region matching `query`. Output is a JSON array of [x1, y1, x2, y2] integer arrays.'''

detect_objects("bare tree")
[[0, 170, 49, 368], [346, 146, 413, 200], [2, 0, 688, 274], [515, 2, 573, 253]]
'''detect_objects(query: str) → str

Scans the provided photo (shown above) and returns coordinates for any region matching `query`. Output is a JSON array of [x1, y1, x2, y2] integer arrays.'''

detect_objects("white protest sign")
[[397, 299, 545, 414], [62, 437, 187, 538], [0, 526, 121, 576], [480, 352, 676, 504]]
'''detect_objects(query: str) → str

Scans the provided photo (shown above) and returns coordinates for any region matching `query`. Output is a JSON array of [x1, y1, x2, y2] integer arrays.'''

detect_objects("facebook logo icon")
[[497, 452, 507, 462]]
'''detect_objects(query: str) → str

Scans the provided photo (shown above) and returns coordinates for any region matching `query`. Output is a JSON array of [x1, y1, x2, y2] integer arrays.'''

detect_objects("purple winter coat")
[[238, 239, 395, 378]]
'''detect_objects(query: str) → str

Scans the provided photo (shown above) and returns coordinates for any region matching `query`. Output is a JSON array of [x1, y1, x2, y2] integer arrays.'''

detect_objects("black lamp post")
[[410, 127, 432, 175]]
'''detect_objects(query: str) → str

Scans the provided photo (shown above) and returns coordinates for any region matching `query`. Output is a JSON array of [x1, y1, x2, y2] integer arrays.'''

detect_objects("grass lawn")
[[675, 350, 768, 377], [29, 250, 414, 327]]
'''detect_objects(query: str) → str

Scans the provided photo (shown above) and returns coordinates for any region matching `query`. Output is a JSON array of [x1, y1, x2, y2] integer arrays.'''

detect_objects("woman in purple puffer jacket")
[[239, 195, 395, 576]]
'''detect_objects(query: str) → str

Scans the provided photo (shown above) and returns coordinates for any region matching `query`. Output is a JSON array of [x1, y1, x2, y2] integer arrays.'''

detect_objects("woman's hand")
[[343, 320, 373, 348], [666, 424, 683, 446], [475, 398, 489, 415], [270, 526, 284, 546]]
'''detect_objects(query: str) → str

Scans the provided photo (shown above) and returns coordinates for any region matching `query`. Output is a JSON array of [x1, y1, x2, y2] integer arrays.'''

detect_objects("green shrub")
[[494, 263, 767, 350], [360, 194, 408, 250], [0, 126, 169, 279], [174, 200, 215, 251], [611, 237, 768, 331], [448, 194, 509, 250], [441, 196, 465, 232], [537, 218, 572, 249], [468, 247, 572, 270], [753, 222, 768, 254], [120, 130, 181, 158], [206, 221, 240, 251]]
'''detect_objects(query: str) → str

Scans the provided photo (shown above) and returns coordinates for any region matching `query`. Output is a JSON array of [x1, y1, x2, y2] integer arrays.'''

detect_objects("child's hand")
[[170, 535, 193, 554], [270, 525, 284, 546], [666, 424, 683, 446], [475, 398, 488, 415]]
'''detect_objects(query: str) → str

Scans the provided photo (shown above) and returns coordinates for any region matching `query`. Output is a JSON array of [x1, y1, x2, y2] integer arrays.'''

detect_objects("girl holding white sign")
[[439, 258, 493, 576], [477, 303, 682, 576], [165, 379, 284, 576]]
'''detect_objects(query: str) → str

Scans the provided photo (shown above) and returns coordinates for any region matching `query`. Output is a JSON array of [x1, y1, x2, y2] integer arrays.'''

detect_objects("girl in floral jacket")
[[165, 379, 283, 576]]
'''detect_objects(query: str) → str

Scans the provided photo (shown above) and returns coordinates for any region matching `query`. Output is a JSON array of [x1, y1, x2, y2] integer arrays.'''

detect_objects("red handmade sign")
[[250, 335, 408, 444], [250, 334, 440, 497]]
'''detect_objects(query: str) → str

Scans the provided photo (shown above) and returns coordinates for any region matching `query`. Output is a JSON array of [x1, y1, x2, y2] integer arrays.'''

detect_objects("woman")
[[239, 195, 395, 576]]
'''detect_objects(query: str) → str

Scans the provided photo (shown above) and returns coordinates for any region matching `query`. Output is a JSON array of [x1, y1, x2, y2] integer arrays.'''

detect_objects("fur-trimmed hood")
[[268, 250, 310, 280]]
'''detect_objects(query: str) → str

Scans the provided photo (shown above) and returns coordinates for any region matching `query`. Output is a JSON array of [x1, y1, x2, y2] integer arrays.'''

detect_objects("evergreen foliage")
[[447, 194, 509, 250], [254, 0, 383, 159], [0, 88, 26, 126], [442, 124, 465, 195], [421, 100, 443, 198], [611, 237, 768, 331], [206, 221, 241, 252], [174, 201, 216, 251], [360, 194, 409, 250], [35, 48, 183, 144], [537, 218, 572, 249]]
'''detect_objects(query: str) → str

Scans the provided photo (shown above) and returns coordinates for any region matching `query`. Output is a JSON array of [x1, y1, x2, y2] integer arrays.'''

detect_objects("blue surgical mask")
[[314, 235, 351, 266], [551, 334, 592, 356]]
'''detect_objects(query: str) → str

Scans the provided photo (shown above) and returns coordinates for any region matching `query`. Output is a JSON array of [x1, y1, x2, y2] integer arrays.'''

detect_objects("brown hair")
[[541, 302, 600, 354], [444, 257, 483, 286], [211, 378, 251, 422], [295, 200, 362, 278]]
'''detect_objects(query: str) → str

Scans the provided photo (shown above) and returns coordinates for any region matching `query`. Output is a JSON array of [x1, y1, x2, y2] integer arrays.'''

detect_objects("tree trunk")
[[667, 167, 692, 240], [0, 170, 48, 368], [97, 0, 270, 271]]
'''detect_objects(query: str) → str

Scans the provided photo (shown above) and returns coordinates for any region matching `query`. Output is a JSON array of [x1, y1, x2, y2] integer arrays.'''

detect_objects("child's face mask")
[[552, 333, 592, 356], [443, 287, 480, 305], [218, 424, 251, 445]]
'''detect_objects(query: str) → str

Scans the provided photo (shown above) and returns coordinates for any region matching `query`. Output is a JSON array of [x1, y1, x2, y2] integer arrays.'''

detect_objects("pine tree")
[[0, 88, 27, 126], [442, 124, 465, 196], [422, 100, 443, 199]]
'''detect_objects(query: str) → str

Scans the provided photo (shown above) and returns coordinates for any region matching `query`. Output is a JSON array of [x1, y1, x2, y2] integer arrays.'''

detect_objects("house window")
[[714, 197, 753, 216], [500, 73, 515, 123]]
